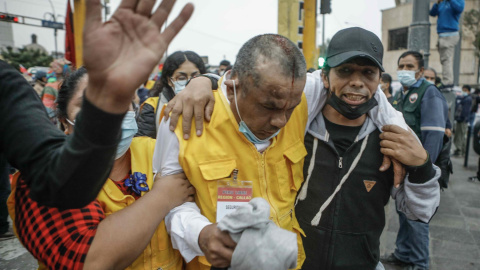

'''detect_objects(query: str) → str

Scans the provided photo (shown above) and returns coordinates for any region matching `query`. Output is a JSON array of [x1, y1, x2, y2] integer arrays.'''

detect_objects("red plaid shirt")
[[15, 178, 104, 270]]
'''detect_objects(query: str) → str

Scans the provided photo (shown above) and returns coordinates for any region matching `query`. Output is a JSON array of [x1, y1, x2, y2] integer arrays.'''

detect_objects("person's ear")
[[167, 77, 174, 88], [224, 79, 240, 102], [321, 72, 330, 89], [59, 118, 71, 135], [418, 67, 425, 77]]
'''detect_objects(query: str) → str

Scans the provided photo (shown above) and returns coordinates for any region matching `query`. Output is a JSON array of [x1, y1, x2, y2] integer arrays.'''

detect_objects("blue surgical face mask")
[[397, 70, 418, 87], [116, 111, 138, 159], [173, 80, 187, 94], [232, 80, 280, 144]]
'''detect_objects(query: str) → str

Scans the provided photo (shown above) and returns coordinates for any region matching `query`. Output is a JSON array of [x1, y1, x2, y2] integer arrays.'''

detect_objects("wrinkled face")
[[424, 69, 436, 83], [228, 64, 305, 140], [323, 58, 381, 107], [397, 54, 424, 81], [168, 60, 200, 87]]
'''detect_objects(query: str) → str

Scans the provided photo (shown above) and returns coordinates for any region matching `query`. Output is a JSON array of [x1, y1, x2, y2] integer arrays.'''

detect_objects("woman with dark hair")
[[380, 73, 394, 104], [137, 51, 206, 138], [8, 68, 194, 270]]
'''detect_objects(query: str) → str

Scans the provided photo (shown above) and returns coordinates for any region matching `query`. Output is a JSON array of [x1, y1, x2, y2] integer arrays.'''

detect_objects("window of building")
[[388, 27, 408, 51], [299, 2, 304, 21], [298, 26, 303, 35]]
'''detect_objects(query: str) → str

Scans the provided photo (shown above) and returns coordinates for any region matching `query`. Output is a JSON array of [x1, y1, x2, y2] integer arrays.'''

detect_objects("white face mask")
[[397, 70, 418, 87], [115, 111, 138, 159], [172, 80, 187, 94]]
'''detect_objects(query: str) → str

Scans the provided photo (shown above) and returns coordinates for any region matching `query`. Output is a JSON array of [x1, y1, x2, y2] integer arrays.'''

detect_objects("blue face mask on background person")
[[173, 80, 187, 94], [116, 111, 138, 159], [232, 80, 280, 144], [397, 70, 418, 87]]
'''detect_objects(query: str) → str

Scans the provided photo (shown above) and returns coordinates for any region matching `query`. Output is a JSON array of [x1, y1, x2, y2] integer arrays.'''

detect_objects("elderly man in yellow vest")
[[153, 34, 310, 269]]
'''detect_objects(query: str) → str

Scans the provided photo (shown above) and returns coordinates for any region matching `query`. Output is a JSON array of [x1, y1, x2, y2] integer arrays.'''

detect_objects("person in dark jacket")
[[0, 0, 193, 209], [136, 50, 206, 138], [380, 73, 394, 104], [453, 85, 473, 156], [469, 120, 480, 182], [385, 51, 448, 270]]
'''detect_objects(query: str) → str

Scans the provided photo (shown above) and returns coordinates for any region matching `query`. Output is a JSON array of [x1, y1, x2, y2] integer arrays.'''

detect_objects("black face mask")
[[326, 91, 378, 120]]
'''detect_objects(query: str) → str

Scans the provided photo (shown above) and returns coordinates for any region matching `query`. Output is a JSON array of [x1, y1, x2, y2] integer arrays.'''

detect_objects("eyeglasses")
[[170, 74, 199, 87], [170, 78, 189, 86]]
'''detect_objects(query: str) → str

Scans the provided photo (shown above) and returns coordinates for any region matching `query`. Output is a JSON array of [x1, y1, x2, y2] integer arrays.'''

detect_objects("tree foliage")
[[0, 47, 53, 71], [463, 9, 480, 57]]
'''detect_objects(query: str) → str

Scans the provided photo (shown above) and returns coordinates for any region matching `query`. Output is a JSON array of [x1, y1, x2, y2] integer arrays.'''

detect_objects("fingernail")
[[184, 134, 189, 140], [395, 184, 400, 188], [379, 166, 384, 171], [169, 126, 174, 132], [197, 130, 202, 136]]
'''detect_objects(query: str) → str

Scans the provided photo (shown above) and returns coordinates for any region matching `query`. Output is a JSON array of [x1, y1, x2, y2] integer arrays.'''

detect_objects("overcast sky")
[[3, 0, 395, 65]]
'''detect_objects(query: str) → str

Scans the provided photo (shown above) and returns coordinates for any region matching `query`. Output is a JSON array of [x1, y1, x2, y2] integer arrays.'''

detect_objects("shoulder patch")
[[363, 180, 376, 192], [409, 93, 418, 104]]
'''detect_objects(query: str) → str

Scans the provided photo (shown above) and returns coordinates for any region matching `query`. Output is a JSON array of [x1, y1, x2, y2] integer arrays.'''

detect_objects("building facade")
[[382, 0, 480, 86]]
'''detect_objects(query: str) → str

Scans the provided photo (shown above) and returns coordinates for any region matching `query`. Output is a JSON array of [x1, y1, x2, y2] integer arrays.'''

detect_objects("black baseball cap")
[[326, 27, 384, 71]]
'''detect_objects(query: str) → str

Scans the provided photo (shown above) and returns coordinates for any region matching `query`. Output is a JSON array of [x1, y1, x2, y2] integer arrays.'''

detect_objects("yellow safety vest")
[[175, 86, 308, 270], [97, 136, 183, 270], [8, 137, 183, 270]]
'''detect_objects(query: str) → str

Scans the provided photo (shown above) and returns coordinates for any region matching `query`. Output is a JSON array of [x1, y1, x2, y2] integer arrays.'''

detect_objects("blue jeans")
[[394, 210, 429, 269]]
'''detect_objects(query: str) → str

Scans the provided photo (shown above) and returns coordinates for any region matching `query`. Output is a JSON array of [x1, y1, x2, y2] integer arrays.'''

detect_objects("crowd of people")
[[0, 0, 478, 270]]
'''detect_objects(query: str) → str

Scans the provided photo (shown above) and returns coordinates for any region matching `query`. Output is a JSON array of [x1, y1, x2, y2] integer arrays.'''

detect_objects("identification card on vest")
[[216, 178, 253, 222]]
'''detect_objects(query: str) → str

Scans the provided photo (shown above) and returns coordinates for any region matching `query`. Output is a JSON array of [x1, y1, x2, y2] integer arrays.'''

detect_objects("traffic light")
[[320, 0, 331, 14], [318, 57, 326, 69], [0, 14, 19, 23]]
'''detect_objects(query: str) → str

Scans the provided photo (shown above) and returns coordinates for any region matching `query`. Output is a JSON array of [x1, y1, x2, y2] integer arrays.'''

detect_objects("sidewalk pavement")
[[381, 144, 480, 270]]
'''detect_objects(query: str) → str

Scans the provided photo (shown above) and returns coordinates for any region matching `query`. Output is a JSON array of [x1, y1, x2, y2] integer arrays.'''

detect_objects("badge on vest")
[[216, 169, 253, 222], [363, 180, 376, 192], [409, 93, 418, 104]]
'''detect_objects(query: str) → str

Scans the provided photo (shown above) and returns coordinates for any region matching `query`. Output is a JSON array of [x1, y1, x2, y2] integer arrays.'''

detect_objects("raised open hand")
[[84, 0, 194, 113]]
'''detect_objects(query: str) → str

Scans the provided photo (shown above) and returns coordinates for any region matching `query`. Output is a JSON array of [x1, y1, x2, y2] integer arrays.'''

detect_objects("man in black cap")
[[161, 27, 441, 270], [294, 27, 440, 270]]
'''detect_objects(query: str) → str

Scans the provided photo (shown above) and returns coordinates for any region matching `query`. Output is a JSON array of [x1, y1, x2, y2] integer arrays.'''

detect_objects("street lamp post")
[[46, 0, 57, 58], [408, 0, 431, 67]]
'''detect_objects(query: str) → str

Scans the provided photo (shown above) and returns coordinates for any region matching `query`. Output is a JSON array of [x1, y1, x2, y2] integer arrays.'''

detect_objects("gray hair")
[[425, 67, 437, 77], [231, 34, 306, 93]]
